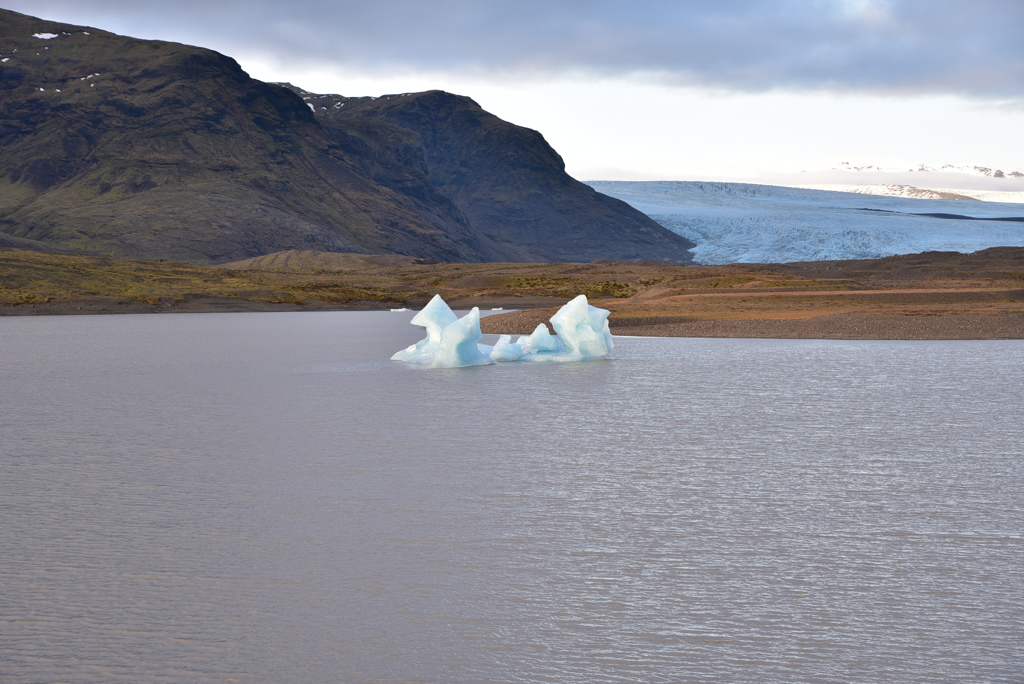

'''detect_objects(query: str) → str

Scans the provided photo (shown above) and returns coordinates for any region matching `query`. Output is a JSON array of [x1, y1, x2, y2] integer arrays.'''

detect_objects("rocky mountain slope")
[[292, 86, 694, 262], [0, 9, 693, 264]]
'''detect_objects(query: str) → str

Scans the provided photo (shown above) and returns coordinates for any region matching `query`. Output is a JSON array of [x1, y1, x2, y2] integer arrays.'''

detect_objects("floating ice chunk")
[[517, 323, 564, 353], [489, 335, 525, 362], [390, 294, 457, 363], [431, 308, 494, 368], [391, 337, 431, 363], [391, 296, 493, 367], [391, 294, 611, 367], [522, 295, 613, 362], [411, 294, 458, 338], [551, 295, 613, 358]]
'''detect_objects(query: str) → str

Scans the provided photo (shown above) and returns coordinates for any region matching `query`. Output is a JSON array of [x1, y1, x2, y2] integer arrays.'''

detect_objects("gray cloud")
[[7, 0, 1024, 97]]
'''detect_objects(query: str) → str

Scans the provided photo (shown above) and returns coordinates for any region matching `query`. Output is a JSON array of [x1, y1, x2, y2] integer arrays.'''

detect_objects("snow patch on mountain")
[[588, 181, 1024, 264]]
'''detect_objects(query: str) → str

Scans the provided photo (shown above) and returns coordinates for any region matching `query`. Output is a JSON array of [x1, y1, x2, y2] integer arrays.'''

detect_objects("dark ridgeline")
[[0, 9, 695, 264], [292, 86, 696, 263]]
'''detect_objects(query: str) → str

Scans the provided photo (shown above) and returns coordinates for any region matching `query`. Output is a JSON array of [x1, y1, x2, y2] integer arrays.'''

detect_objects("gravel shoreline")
[[481, 309, 1024, 340], [3, 298, 1023, 340]]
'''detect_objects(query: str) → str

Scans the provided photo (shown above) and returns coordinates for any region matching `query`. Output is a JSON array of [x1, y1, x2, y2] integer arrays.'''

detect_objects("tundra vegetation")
[[3, 247, 1022, 339]]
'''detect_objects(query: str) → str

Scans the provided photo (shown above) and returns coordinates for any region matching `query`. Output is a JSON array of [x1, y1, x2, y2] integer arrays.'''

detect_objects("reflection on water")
[[1, 312, 1022, 683]]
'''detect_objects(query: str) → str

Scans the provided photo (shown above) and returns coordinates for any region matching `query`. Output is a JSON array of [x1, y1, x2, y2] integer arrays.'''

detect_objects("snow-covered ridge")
[[588, 180, 1024, 265], [836, 161, 1024, 178], [795, 184, 1024, 203], [953, 190, 1024, 203], [795, 184, 976, 201]]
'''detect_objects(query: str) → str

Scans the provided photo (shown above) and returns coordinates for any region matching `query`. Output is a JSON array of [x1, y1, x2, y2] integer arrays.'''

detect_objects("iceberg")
[[391, 294, 612, 367], [489, 335, 526, 362], [390, 294, 458, 363], [431, 308, 494, 368], [521, 295, 614, 363], [551, 294, 614, 359], [516, 323, 564, 353], [411, 293, 459, 337], [391, 296, 493, 368]]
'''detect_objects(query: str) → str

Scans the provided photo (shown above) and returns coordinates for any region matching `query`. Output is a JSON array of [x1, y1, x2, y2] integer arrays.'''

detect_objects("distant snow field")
[[587, 181, 1024, 264], [795, 184, 1024, 204]]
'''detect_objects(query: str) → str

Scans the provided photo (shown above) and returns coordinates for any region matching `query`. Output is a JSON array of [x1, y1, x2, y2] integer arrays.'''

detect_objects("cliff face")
[[0, 9, 693, 264], [298, 88, 696, 263]]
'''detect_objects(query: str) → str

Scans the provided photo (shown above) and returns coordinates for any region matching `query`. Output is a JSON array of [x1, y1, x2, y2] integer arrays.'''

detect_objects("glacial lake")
[[2, 311, 1022, 683]]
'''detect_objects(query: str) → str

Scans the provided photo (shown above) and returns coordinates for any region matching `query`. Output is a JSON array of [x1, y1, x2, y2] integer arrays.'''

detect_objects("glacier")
[[587, 180, 1024, 264], [392, 295, 612, 368]]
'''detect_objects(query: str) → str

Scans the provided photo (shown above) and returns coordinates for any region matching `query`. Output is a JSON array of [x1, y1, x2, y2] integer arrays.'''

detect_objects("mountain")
[[0, 9, 501, 263], [289, 86, 694, 263], [0, 9, 694, 264], [589, 181, 1024, 264]]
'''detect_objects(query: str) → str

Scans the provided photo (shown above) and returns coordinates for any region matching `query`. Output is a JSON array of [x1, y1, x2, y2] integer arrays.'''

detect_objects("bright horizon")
[[5, 0, 1023, 190]]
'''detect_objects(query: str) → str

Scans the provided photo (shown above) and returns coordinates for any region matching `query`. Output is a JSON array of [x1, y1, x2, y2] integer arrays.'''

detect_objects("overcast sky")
[[6, 0, 1024, 186]]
